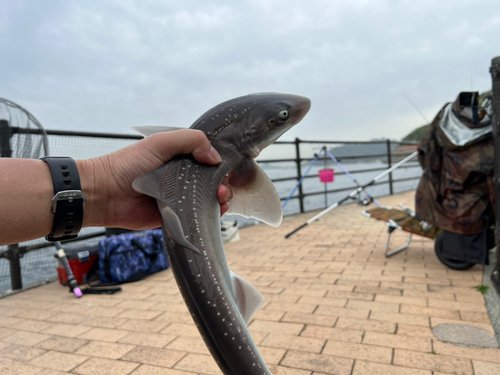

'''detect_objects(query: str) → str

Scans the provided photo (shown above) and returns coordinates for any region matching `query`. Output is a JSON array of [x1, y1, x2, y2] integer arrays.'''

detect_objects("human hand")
[[78, 129, 233, 230]]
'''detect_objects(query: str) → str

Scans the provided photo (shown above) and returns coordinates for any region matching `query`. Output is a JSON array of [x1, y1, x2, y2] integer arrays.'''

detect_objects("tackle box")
[[56, 240, 100, 285]]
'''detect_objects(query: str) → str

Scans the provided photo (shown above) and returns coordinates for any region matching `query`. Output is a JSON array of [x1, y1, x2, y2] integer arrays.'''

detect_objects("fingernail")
[[210, 146, 222, 163]]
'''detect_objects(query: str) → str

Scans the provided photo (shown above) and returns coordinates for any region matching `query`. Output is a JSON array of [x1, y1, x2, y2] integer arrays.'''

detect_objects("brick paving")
[[0, 191, 499, 374]]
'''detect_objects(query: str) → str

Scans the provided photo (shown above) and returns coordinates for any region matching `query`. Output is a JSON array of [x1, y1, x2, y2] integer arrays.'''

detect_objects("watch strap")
[[41, 157, 85, 241]]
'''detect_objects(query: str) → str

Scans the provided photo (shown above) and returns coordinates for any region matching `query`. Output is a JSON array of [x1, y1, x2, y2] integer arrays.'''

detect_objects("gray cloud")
[[1, 0, 499, 141]]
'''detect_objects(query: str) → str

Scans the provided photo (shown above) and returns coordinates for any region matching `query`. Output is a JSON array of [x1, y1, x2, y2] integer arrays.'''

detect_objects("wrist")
[[76, 158, 104, 228]]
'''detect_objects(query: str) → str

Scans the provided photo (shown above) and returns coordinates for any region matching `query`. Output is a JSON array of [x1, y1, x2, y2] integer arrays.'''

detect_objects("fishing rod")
[[324, 149, 381, 208], [285, 151, 419, 239]]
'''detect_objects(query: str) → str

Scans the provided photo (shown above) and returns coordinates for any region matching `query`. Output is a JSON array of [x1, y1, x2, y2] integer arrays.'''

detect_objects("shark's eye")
[[278, 110, 289, 120]]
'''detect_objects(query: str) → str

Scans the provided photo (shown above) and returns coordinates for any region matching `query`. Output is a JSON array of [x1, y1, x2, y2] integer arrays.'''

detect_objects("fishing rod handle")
[[285, 223, 308, 238]]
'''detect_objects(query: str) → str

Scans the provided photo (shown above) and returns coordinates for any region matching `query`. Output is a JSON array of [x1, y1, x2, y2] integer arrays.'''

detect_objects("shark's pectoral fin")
[[132, 126, 185, 137], [133, 173, 200, 255], [231, 271, 265, 325], [227, 160, 283, 227], [132, 169, 163, 201]]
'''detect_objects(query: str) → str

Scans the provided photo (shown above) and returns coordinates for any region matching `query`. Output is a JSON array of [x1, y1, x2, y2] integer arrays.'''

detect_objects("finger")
[[143, 129, 221, 167], [220, 203, 229, 217], [217, 184, 232, 204]]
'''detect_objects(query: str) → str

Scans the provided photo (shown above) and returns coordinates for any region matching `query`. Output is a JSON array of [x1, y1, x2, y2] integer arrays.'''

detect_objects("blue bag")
[[98, 229, 169, 283]]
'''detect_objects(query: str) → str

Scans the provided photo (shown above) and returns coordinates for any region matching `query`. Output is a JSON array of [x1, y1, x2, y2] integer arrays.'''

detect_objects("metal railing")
[[0, 127, 421, 294]]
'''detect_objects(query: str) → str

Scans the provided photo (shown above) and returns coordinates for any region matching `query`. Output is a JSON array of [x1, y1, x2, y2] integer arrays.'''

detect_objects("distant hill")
[[402, 124, 428, 142]]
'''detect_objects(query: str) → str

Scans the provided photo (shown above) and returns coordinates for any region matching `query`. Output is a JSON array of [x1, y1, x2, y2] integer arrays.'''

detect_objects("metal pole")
[[0, 120, 12, 157], [324, 148, 327, 207], [285, 151, 418, 238], [489, 56, 500, 292], [295, 138, 305, 213], [7, 244, 22, 290], [386, 139, 393, 195]]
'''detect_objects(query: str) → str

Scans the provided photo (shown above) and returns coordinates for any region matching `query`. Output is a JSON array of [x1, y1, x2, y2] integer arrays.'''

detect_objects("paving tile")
[[374, 294, 427, 306], [76, 340, 136, 359], [314, 305, 370, 319], [352, 360, 432, 375], [335, 317, 396, 333], [0, 343, 47, 361], [259, 346, 286, 364], [265, 302, 317, 313], [11, 319, 53, 333], [428, 299, 488, 313], [396, 323, 434, 338], [261, 334, 325, 353], [77, 328, 130, 342], [45, 313, 91, 325], [393, 349, 473, 375], [118, 319, 170, 333], [0, 358, 44, 375], [72, 357, 140, 375], [42, 324, 92, 338], [174, 353, 221, 374], [248, 320, 304, 335], [0, 327, 17, 340], [322, 340, 392, 363], [369, 311, 430, 326], [38, 336, 89, 353], [297, 296, 347, 307], [161, 323, 200, 338], [472, 360, 500, 375], [121, 346, 186, 368], [301, 325, 363, 343], [460, 310, 492, 324], [115, 300, 160, 310], [2, 330, 52, 346], [79, 315, 128, 328], [268, 365, 311, 375], [363, 331, 432, 352], [433, 341, 500, 363], [280, 350, 353, 374], [119, 332, 177, 348], [281, 312, 336, 327], [29, 350, 88, 372], [166, 336, 209, 355], [252, 309, 286, 321], [117, 309, 164, 320], [131, 364, 197, 375]]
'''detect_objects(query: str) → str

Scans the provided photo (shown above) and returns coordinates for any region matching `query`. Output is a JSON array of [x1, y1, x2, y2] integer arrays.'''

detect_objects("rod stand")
[[384, 220, 412, 257]]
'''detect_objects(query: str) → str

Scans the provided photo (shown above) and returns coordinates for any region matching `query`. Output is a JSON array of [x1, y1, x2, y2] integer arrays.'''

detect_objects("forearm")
[[0, 158, 100, 246]]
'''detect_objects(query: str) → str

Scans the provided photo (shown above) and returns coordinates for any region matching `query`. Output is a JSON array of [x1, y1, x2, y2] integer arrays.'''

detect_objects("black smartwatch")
[[41, 157, 86, 241]]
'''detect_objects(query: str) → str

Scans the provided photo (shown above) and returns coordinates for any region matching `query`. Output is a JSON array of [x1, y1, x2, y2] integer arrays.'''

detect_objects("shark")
[[132, 93, 311, 374]]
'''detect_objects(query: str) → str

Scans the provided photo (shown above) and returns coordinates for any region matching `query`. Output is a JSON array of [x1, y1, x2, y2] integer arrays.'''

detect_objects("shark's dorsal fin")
[[132, 126, 185, 137], [133, 172, 201, 255], [227, 160, 283, 227], [231, 271, 265, 325]]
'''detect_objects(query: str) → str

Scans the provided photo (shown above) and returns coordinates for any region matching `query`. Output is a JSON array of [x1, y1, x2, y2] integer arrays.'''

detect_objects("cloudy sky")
[[1, 0, 499, 141]]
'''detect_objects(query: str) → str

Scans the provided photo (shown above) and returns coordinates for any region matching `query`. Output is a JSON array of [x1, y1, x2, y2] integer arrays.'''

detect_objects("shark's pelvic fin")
[[227, 160, 283, 227], [230, 271, 266, 325], [132, 126, 185, 137], [157, 202, 201, 255]]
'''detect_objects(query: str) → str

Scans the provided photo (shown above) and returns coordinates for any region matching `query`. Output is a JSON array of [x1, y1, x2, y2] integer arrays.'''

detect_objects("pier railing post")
[[295, 138, 305, 213], [386, 139, 394, 195], [489, 56, 500, 293], [7, 244, 22, 290]]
